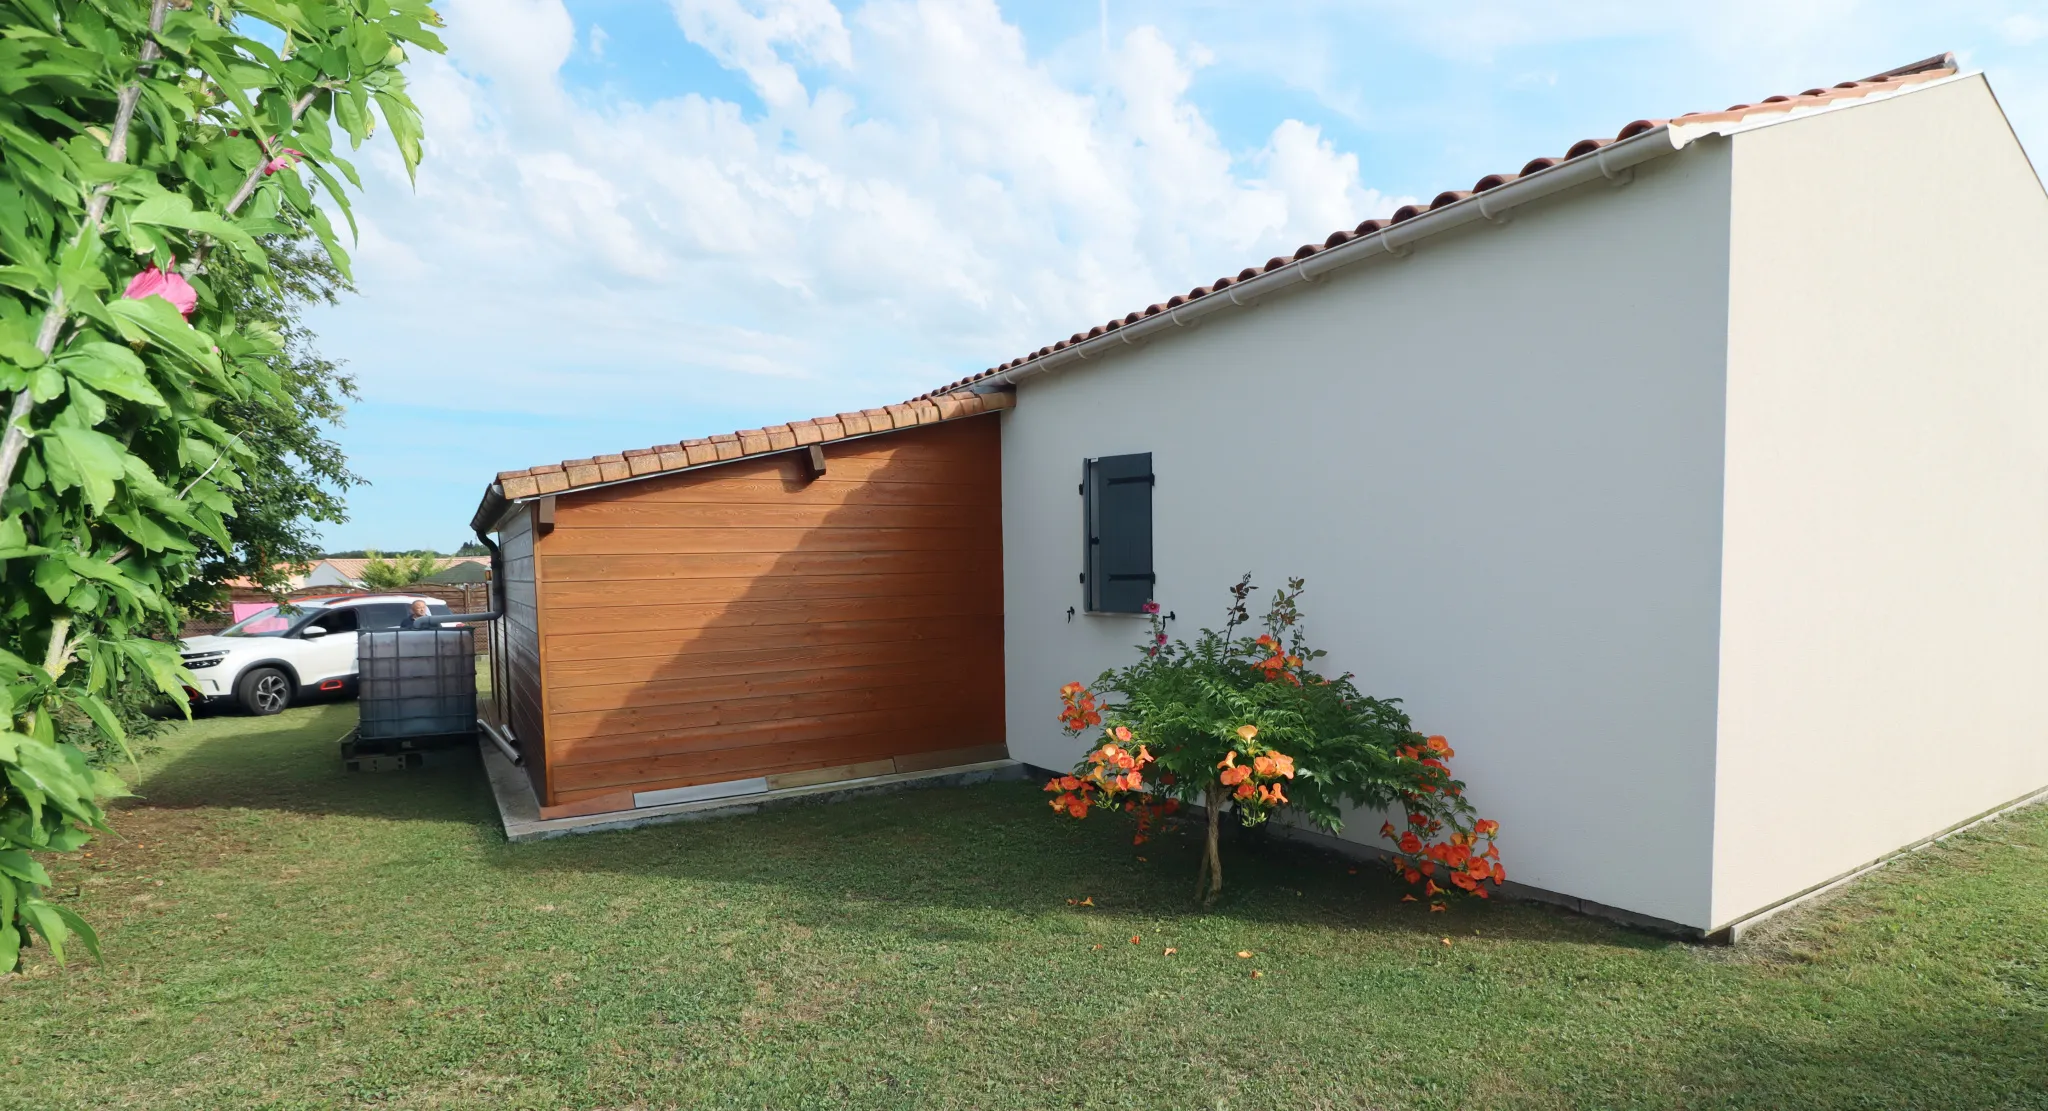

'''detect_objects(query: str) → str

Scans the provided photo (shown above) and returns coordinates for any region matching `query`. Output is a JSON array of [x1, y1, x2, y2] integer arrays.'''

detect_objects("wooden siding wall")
[[533, 415, 1004, 807], [496, 503, 549, 801]]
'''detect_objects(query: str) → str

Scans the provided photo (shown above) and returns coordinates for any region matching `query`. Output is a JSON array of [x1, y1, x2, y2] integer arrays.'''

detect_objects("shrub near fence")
[[182, 583, 492, 650]]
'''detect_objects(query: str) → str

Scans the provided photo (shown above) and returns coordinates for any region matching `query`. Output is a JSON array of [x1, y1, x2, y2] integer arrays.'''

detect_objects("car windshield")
[[218, 604, 320, 637]]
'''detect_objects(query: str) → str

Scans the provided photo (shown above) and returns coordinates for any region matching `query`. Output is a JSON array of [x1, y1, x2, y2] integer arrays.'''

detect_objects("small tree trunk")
[[1200, 785, 1224, 907]]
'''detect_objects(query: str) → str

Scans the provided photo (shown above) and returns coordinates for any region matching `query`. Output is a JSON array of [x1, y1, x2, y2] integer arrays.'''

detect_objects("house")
[[471, 55, 2048, 937]]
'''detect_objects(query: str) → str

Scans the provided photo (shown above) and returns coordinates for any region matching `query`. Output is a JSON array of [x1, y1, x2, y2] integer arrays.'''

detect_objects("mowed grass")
[[3, 705, 2046, 1110]]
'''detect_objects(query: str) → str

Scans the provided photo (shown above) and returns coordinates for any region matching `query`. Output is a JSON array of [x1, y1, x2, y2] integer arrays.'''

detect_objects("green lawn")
[[4, 705, 2045, 1110]]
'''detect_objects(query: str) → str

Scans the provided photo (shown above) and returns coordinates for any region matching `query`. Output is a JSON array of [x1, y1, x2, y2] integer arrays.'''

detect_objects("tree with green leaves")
[[172, 232, 360, 605], [0, 0, 445, 973], [357, 548, 438, 590]]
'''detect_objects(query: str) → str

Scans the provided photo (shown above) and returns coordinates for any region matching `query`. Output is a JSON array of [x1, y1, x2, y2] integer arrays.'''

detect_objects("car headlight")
[[181, 651, 228, 670]]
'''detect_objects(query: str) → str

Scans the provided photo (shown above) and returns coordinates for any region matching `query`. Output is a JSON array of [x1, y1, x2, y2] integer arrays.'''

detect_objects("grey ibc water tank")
[[356, 628, 476, 746]]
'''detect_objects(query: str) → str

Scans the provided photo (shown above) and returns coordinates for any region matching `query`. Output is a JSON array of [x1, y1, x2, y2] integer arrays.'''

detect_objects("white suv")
[[178, 593, 456, 715]]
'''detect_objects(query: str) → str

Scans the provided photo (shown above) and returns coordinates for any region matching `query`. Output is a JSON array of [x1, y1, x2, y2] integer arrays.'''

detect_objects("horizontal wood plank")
[[569, 475, 997, 509], [542, 590, 1000, 637], [548, 683, 998, 758], [541, 570, 984, 609], [550, 725, 1002, 797], [541, 549, 996, 584], [552, 498, 1000, 532], [548, 651, 1000, 713], [545, 619, 1000, 675], [543, 526, 1000, 557]]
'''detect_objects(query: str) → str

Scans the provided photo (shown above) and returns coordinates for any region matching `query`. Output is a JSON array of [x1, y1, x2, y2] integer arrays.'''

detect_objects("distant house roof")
[[312, 556, 488, 583], [422, 559, 491, 584], [312, 557, 373, 582], [473, 53, 1958, 532]]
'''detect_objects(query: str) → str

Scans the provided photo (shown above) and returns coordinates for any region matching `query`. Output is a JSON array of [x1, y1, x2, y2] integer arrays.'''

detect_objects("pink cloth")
[[231, 602, 288, 634]]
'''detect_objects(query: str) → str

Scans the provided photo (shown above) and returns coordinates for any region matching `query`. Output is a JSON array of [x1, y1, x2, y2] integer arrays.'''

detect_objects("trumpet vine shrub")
[[0, 0, 446, 971], [1048, 576, 1504, 908]]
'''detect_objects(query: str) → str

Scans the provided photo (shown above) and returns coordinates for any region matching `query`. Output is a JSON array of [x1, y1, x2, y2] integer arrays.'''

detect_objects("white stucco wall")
[[1712, 75, 2048, 927], [1002, 142, 1736, 928]]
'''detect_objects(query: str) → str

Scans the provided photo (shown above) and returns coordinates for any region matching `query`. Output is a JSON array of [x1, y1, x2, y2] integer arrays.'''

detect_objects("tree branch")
[[182, 87, 328, 280], [0, 0, 173, 491]]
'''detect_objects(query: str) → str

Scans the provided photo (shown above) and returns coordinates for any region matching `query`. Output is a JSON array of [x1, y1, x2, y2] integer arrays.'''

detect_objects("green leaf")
[[104, 509, 192, 554], [54, 342, 166, 407], [41, 426, 125, 511], [33, 555, 78, 604], [120, 638, 191, 705], [51, 905, 100, 962], [0, 849, 51, 887], [334, 83, 370, 148], [373, 88, 425, 184], [71, 692, 132, 761], [18, 899, 67, 964], [126, 193, 263, 266], [108, 297, 222, 376], [29, 365, 64, 401]]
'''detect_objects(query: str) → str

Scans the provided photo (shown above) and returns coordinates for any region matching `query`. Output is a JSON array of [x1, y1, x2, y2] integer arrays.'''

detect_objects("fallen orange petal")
[[1129, 935, 1141, 944], [1236, 950, 1253, 959], [1080, 897, 1094, 906], [1163, 947, 1177, 956], [1442, 937, 1453, 947], [1251, 970, 1264, 979], [1429, 903, 1447, 913]]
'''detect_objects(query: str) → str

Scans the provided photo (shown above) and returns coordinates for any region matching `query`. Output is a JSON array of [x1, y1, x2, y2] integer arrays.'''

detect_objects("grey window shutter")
[[1085, 452, 1154, 613]]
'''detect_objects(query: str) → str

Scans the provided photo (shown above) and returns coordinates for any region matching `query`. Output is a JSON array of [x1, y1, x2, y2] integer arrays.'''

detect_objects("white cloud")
[[2000, 13, 2048, 45], [322, 0, 1402, 423]]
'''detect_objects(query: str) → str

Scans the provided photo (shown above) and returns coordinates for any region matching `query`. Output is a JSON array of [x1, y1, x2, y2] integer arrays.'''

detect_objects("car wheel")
[[238, 667, 293, 716]]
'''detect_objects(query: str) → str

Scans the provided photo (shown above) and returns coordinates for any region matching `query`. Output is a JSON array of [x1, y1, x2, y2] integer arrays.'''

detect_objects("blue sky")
[[306, 0, 2048, 551]]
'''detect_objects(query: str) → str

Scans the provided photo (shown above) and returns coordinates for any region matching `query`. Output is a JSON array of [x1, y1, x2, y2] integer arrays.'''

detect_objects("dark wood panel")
[[495, 503, 549, 802], [543, 526, 1000, 557], [545, 617, 998, 674]]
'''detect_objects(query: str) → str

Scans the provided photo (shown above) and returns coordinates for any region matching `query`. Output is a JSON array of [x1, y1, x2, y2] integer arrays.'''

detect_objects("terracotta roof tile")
[[624, 449, 663, 477], [737, 429, 771, 455], [533, 469, 571, 495], [908, 54, 1956, 404], [501, 474, 540, 500]]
